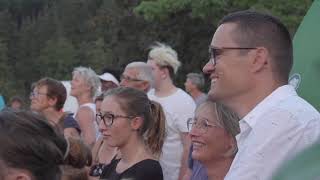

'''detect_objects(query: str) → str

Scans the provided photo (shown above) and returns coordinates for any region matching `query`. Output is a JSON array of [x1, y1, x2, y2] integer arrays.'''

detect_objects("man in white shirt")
[[147, 42, 196, 180], [202, 10, 320, 180]]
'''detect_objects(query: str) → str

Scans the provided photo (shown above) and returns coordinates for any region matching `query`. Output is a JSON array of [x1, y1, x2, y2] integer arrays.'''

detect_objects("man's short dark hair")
[[219, 10, 293, 82]]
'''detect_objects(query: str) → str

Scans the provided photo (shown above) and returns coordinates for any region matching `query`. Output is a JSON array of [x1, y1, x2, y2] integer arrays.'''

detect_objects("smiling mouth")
[[192, 141, 205, 149]]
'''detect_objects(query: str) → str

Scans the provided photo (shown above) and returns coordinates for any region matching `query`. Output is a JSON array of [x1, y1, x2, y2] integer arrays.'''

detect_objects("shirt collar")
[[241, 85, 297, 128]]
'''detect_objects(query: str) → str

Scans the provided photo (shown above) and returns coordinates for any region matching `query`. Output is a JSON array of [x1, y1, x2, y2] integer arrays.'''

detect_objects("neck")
[[119, 136, 150, 164], [76, 93, 93, 105], [42, 108, 64, 125], [223, 81, 283, 119], [190, 89, 205, 100], [203, 157, 233, 180], [155, 79, 177, 97]]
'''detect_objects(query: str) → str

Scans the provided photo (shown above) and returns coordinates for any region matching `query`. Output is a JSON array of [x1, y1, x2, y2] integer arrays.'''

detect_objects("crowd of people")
[[0, 10, 320, 180]]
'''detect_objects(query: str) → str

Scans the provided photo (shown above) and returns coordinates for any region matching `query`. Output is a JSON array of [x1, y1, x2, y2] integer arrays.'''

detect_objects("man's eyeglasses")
[[120, 75, 143, 82], [30, 91, 48, 98], [187, 117, 221, 134], [96, 112, 134, 127], [209, 46, 257, 65]]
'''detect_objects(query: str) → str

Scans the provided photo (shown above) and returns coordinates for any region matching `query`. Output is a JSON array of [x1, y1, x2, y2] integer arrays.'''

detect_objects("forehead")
[[195, 103, 218, 123], [35, 85, 48, 92], [72, 72, 84, 80], [186, 78, 193, 83], [124, 67, 139, 76], [101, 96, 122, 112], [211, 23, 238, 47]]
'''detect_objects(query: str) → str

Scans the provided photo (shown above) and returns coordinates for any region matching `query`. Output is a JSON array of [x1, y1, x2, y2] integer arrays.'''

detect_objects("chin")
[[192, 150, 204, 161]]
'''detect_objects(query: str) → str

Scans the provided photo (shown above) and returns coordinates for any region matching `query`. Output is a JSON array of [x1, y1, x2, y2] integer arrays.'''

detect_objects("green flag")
[[273, 1, 320, 179], [289, 0, 320, 110], [272, 143, 320, 180]]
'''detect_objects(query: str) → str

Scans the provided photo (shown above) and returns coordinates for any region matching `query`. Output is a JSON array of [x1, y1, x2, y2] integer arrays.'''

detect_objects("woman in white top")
[[71, 66, 100, 148]]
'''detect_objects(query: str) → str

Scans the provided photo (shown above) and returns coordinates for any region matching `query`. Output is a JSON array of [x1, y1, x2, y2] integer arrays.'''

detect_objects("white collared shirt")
[[224, 85, 320, 180]]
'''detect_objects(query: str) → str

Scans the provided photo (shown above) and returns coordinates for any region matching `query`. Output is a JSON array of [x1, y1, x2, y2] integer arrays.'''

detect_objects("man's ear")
[[223, 136, 238, 158], [48, 96, 58, 107], [130, 117, 143, 131], [160, 67, 169, 79], [140, 81, 150, 92], [250, 47, 269, 73]]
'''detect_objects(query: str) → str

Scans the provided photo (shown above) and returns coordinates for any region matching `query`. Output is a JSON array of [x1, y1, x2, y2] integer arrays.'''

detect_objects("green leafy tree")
[[36, 37, 76, 80]]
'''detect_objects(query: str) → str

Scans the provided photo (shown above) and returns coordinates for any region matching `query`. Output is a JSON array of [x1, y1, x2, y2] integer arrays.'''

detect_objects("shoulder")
[[100, 158, 120, 179], [77, 105, 95, 116], [130, 159, 163, 179]]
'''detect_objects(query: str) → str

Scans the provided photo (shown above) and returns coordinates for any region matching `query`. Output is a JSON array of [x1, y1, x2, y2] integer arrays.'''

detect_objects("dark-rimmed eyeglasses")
[[96, 112, 134, 127], [120, 74, 144, 82], [209, 46, 257, 65], [187, 117, 221, 134], [29, 91, 48, 98]]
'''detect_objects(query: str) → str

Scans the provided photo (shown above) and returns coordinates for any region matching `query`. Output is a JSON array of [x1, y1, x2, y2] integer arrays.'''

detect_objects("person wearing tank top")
[[71, 67, 101, 148]]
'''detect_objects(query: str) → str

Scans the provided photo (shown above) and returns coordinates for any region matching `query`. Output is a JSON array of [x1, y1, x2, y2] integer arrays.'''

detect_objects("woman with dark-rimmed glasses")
[[187, 100, 240, 180], [98, 87, 166, 180]]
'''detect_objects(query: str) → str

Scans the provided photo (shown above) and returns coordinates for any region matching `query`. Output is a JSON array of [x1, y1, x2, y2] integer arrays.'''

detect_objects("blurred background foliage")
[[0, 0, 313, 103]]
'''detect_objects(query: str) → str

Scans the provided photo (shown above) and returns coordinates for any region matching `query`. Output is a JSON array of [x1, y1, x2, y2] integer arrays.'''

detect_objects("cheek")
[[206, 133, 230, 156], [108, 122, 132, 146]]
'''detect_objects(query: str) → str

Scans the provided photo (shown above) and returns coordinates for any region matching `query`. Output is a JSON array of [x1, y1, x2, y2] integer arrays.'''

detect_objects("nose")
[[98, 119, 107, 132], [189, 126, 202, 138], [202, 60, 215, 75]]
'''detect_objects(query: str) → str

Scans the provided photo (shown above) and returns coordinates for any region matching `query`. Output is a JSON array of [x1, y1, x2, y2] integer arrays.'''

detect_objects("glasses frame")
[[209, 46, 257, 65], [187, 117, 221, 134], [120, 74, 144, 82], [29, 91, 48, 98], [96, 112, 134, 127]]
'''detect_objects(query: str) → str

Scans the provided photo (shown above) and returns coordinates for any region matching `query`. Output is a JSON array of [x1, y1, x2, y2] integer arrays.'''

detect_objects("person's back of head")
[[0, 110, 67, 180], [0, 111, 91, 180], [219, 10, 293, 83], [186, 73, 205, 91], [61, 137, 92, 180], [35, 77, 67, 111]]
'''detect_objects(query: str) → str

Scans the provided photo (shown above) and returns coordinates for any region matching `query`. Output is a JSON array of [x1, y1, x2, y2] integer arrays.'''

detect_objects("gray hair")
[[72, 66, 101, 97], [126, 61, 154, 89], [148, 42, 181, 74], [187, 73, 205, 90], [198, 100, 240, 155]]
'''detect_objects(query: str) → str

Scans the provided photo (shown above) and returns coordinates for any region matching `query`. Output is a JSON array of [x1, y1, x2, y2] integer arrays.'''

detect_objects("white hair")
[[72, 66, 101, 97], [126, 62, 154, 89], [148, 42, 181, 74]]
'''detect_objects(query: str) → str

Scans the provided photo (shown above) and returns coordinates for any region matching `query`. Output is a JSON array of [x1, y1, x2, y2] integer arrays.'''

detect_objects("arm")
[[178, 132, 191, 180], [76, 107, 97, 148]]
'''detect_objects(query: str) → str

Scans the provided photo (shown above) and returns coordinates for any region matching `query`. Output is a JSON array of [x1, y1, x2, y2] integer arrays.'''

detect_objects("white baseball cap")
[[99, 72, 119, 85]]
